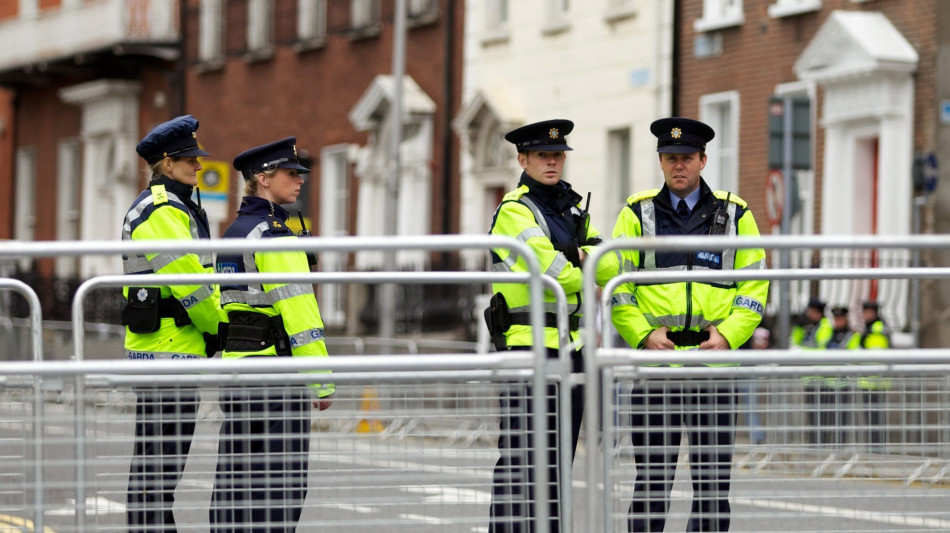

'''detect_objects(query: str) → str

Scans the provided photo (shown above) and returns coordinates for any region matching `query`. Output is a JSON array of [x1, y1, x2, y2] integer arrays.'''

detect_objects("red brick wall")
[[184, 0, 464, 240], [677, 0, 937, 236]]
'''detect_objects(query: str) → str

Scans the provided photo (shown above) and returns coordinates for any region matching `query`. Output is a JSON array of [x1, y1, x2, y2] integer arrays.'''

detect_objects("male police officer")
[[123, 115, 227, 530], [486, 119, 601, 532], [602, 117, 768, 532], [858, 301, 891, 448]]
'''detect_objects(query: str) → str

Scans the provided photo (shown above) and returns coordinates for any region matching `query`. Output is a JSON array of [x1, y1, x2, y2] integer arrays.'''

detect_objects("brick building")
[[0, 0, 183, 320], [182, 0, 464, 334], [676, 0, 950, 346]]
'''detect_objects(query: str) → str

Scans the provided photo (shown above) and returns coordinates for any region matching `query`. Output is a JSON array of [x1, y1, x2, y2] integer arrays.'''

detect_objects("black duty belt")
[[509, 312, 580, 331], [225, 311, 292, 356], [666, 330, 710, 347]]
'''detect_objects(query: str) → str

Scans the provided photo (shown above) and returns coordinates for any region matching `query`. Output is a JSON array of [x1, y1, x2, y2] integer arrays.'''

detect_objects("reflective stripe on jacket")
[[122, 176, 224, 358], [216, 196, 333, 397], [489, 174, 601, 350], [600, 180, 768, 366]]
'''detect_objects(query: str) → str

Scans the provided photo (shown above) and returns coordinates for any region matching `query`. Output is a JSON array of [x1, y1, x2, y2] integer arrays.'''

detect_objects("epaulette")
[[501, 185, 529, 202], [266, 215, 289, 232], [627, 189, 660, 205], [713, 190, 747, 208], [150, 184, 169, 205]]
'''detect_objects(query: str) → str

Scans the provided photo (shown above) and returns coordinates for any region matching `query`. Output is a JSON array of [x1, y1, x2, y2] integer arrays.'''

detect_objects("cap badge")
[[293, 145, 298, 157], [671, 127, 682, 139], [136, 288, 149, 302], [548, 128, 559, 139], [192, 131, 197, 139]]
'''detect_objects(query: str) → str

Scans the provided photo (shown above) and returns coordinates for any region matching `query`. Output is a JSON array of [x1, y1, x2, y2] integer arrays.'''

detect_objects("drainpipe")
[[440, 0, 456, 269]]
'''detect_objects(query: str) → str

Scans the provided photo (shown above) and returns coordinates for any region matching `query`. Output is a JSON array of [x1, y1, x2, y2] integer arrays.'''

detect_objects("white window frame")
[[18, 0, 38, 18], [351, 0, 381, 30], [14, 147, 36, 248], [408, 0, 437, 17], [247, 0, 274, 53], [297, 0, 327, 42], [543, 0, 571, 34], [482, 0, 510, 44], [319, 144, 353, 327], [56, 139, 81, 276], [694, 0, 744, 33], [699, 90, 740, 193], [199, 0, 225, 64], [604, 0, 637, 23], [768, 0, 820, 18], [607, 127, 632, 211]]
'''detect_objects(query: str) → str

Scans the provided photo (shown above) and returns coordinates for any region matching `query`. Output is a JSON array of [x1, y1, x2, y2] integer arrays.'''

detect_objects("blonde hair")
[[144, 157, 182, 181], [243, 168, 279, 196]]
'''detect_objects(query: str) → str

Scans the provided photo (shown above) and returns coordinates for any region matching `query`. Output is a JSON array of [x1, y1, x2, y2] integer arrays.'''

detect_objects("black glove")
[[203, 322, 229, 357]]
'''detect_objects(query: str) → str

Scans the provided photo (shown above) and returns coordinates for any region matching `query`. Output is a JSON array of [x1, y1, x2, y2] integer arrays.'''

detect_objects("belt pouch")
[[124, 287, 162, 334]]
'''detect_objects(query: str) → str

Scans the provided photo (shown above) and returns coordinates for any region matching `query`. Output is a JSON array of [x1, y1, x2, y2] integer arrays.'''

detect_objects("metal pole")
[[777, 96, 794, 348], [911, 195, 926, 346], [380, 0, 407, 341]]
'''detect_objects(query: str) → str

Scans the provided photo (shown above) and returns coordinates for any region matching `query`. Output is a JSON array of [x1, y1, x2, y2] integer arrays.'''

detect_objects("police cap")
[[831, 306, 849, 318], [807, 297, 826, 312], [862, 300, 880, 311], [233, 136, 310, 177], [136, 115, 210, 164], [504, 119, 574, 153], [650, 117, 715, 154]]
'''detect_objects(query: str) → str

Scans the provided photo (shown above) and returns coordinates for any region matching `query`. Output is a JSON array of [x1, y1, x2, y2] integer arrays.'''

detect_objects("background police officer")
[[210, 137, 334, 531], [601, 117, 768, 532], [858, 300, 891, 449], [123, 115, 227, 531], [486, 119, 601, 532]]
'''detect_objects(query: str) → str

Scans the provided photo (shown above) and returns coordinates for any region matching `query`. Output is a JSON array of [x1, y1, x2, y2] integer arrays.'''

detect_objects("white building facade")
[[455, 0, 675, 269]]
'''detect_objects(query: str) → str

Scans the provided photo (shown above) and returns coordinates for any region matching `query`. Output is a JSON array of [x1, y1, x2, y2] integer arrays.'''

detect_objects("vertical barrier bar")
[[0, 280, 44, 531]]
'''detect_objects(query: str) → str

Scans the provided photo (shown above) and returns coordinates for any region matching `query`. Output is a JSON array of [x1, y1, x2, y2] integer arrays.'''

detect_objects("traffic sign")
[[923, 152, 939, 194], [764, 169, 784, 226]]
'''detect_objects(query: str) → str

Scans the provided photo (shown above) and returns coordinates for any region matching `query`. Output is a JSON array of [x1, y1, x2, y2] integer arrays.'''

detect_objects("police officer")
[[210, 137, 334, 531], [601, 117, 768, 532], [858, 301, 891, 449], [791, 298, 836, 446], [822, 306, 861, 446], [123, 115, 227, 531], [486, 119, 602, 532]]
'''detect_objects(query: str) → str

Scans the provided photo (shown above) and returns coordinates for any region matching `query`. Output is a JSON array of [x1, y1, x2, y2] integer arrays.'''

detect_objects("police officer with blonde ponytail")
[[123, 115, 227, 531], [210, 137, 333, 531]]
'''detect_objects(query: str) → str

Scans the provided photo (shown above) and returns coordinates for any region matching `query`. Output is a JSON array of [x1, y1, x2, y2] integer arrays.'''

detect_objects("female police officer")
[[123, 115, 226, 530], [210, 137, 334, 531]]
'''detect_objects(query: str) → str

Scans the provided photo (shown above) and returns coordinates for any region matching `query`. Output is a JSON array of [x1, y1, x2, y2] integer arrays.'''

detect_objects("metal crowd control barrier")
[[0, 236, 573, 533], [0, 279, 44, 530], [582, 235, 950, 533]]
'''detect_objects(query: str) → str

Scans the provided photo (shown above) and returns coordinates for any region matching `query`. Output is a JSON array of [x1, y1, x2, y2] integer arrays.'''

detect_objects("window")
[[483, 0, 509, 44], [247, 0, 274, 55], [768, 0, 820, 18], [319, 145, 352, 327], [408, 0, 437, 18], [699, 90, 739, 192], [607, 128, 632, 210], [604, 0, 636, 23], [18, 0, 38, 18], [297, 0, 327, 44], [56, 140, 81, 276], [350, 0, 380, 32], [15, 147, 36, 249], [543, 0, 570, 34], [198, 0, 225, 64], [694, 0, 744, 33]]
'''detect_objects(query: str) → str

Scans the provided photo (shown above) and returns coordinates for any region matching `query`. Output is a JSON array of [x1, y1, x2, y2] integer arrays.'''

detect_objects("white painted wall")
[[458, 0, 674, 268]]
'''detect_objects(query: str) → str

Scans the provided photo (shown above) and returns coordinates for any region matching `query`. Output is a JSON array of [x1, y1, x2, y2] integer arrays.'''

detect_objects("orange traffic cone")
[[355, 387, 385, 433]]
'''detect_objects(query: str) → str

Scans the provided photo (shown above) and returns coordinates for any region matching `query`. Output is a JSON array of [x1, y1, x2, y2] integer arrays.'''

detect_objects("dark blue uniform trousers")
[[627, 380, 736, 532], [127, 387, 199, 531], [489, 348, 584, 533], [210, 385, 311, 532]]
